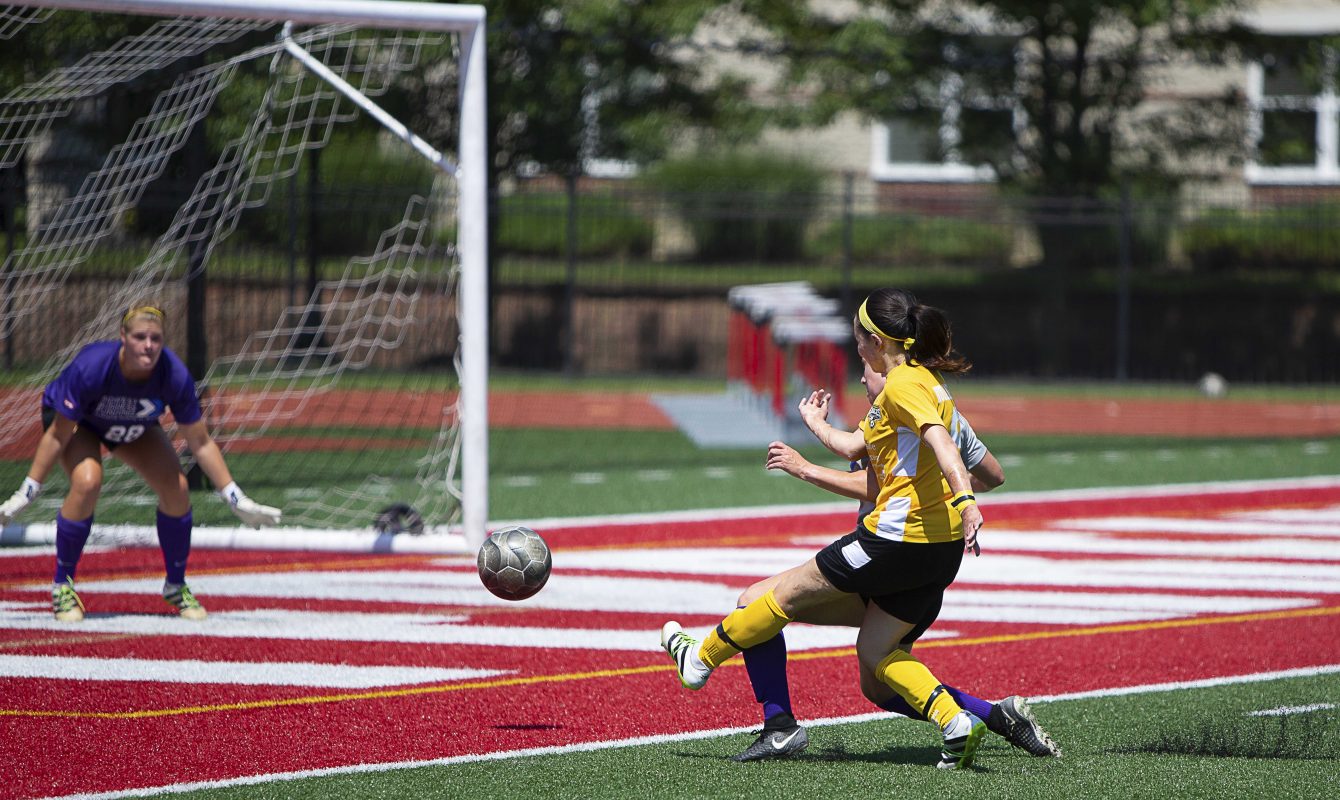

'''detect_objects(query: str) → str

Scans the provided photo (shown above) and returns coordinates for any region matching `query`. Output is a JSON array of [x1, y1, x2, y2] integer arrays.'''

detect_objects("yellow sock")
[[699, 590, 792, 668], [875, 649, 963, 728]]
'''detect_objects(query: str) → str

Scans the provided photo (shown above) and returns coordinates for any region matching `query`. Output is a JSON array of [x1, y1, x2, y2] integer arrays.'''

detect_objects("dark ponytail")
[[863, 287, 971, 375]]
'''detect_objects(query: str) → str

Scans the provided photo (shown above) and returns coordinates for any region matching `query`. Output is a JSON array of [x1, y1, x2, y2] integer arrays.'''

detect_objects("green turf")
[[162, 672, 1340, 800], [483, 430, 1340, 519], [2, 429, 1336, 525]]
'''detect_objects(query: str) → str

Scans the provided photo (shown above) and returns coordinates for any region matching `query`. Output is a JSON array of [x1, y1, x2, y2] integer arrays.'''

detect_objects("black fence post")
[[1115, 183, 1133, 381], [293, 148, 323, 353], [287, 164, 298, 308], [840, 171, 854, 311], [1, 174, 14, 370], [184, 221, 209, 490], [563, 171, 579, 375], [307, 148, 320, 300]]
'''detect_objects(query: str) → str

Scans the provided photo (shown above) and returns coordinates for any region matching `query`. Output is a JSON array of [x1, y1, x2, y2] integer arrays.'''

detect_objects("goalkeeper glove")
[[219, 481, 282, 528], [0, 477, 41, 525]]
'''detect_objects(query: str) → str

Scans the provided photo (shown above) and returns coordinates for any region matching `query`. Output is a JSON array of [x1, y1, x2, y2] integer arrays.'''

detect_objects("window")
[[1246, 41, 1340, 184], [871, 38, 1018, 183]]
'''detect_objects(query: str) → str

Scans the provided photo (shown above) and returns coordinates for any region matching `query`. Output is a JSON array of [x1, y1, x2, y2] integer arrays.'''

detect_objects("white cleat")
[[937, 710, 987, 770], [660, 621, 713, 690]]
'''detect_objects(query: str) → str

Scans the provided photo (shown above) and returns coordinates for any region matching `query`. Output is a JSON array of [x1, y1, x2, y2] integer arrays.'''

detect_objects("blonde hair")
[[121, 305, 165, 331]]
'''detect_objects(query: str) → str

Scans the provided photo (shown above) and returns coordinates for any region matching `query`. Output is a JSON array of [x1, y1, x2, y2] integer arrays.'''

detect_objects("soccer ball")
[[1198, 371, 1228, 399], [477, 525, 552, 601]]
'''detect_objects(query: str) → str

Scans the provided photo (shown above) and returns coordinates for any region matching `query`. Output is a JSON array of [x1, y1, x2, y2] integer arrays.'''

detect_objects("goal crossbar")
[[10, 0, 484, 31]]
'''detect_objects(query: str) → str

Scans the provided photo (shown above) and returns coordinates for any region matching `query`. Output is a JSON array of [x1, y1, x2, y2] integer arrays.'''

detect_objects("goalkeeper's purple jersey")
[[42, 340, 202, 440]]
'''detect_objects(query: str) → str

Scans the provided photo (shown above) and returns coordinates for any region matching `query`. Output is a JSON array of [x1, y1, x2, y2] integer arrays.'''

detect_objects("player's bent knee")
[[858, 671, 890, 705], [737, 580, 768, 607], [67, 471, 103, 502]]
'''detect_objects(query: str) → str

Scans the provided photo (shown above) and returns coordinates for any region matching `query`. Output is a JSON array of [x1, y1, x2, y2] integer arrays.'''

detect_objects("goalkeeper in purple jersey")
[[0, 305, 282, 622], [724, 361, 1059, 763]]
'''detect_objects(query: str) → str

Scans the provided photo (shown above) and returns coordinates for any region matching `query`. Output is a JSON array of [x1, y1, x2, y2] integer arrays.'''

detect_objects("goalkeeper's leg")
[[51, 430, 105, 621], [115, 430, 206, 619]]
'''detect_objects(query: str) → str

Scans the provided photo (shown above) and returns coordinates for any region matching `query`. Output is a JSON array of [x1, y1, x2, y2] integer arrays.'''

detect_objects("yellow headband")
[[122, 305, 165, 326], [858, 298, 914, 349]]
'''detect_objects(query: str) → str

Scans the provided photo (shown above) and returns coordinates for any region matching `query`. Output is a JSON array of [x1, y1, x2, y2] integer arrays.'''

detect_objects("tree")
[[764, 1, 1252, 238], [758, 1, 1257, 373], [394, 1, 789, 355]]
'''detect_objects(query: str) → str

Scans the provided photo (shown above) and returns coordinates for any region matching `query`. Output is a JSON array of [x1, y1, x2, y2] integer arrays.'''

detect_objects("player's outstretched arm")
[[798, 390, 866, 461], [179, 419, 282, 528], [766, 440, 876, 501], [0, 415, 76, 525]]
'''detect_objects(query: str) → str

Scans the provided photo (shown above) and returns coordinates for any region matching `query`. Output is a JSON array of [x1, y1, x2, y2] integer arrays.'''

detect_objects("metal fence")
[[4, 168, 1339, 384]]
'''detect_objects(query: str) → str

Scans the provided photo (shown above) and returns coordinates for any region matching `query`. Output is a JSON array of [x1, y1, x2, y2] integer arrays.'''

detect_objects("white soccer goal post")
[[0, 0, 489, 552]]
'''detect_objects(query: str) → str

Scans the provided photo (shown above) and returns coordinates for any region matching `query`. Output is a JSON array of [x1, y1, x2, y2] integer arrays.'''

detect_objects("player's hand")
[[797, 390, 831, 430], [961, 503, 983, 556], [0, 478, 41, 525], [765, 440, 810, 480], [231, 495, 282, 528], [220, 482, 281, 528]]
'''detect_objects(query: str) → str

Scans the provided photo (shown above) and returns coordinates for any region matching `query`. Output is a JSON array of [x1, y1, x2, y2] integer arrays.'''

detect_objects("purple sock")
[[156, 508, 193, 585], [878, 684, 994, 722], [53, 513, 93, 584], [742, 630, 792, 722], [945, 685, 995, 721]]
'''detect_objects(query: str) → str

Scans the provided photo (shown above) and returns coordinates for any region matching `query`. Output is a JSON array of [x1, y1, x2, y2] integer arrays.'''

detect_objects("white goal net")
[[0, 0, 488, 551]]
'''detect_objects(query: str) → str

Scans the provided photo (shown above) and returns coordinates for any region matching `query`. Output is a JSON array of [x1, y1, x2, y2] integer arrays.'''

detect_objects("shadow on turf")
[[676, 742, 950, 769], [1116, 715, 1340, 760]]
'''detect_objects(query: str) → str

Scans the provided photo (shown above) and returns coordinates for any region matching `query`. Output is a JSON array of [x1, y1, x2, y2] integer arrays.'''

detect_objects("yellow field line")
[[3, 603, 1336, 721]]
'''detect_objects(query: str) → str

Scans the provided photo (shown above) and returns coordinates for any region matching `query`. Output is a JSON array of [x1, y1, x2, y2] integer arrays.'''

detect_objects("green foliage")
[[1182, 206, 1340, 272], [643, 151, 826, 262], [808, 214, 1012, 266], [478, 1, 777, 180], [758, 1, 1246, 246], [231, 130, 435, 257], [495, 192, 653, 259]]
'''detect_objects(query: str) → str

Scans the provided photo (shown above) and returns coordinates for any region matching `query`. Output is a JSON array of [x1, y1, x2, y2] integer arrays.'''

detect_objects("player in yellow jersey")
[[720, 361, 1057, 763], [661, 288, 992, 769]]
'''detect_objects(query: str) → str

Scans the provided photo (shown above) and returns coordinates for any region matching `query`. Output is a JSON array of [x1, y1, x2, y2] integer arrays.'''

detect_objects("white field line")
[[0, 654, 509, 689], [3, 476, 1337, 555], [1247, 703, 1337, 717], [36, 663, 1340, 800], [501, 474, 1340, 532]]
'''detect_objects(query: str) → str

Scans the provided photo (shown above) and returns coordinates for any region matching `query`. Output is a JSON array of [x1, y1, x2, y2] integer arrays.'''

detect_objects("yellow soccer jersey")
[[858, 362, 963, 544]]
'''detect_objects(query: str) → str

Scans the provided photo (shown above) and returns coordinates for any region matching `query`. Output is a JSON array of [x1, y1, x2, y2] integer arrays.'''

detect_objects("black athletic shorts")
[[41, 406, 124, 451], [816, 527, 964, 644]]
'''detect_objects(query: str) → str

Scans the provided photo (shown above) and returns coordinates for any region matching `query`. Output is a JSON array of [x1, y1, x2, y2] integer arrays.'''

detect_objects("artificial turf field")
[[2, 477, 1339, 799], [0, 380, 1337, 798], [153, 671, 1340, 800]]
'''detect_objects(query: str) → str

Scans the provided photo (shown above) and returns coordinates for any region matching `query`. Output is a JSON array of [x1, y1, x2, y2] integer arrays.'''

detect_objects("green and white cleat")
[[52, 578, 84, 622], [937, 710, 987, 770], [163, 583, 207, 621], [660, 621, 712, 690]]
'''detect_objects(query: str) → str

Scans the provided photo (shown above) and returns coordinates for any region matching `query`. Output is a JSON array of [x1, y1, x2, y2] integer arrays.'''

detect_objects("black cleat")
[[986, 696, 1062, 757], [731, 713, 809, 762]]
